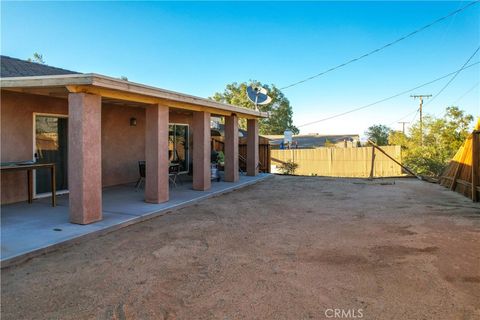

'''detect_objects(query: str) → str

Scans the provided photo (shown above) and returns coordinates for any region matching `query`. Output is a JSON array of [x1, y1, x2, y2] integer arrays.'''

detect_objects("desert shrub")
[[279, 160, 298, 175]]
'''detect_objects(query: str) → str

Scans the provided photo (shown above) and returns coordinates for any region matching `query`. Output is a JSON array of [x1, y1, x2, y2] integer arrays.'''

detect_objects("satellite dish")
[[246, 85, 272, 110]]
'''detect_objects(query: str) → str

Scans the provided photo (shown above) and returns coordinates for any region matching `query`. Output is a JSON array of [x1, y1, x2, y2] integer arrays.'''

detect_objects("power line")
[[424, 46, 480, 106], [389, 108, 419, 132], [280, 0, 480, 90], [390, 80, 479, 129], [437, 0, 465, 45], [386, 50, 479, 129], [414, 46, 480, 122], [409, 109, 420, 126], [452, 80, 480, 104], [388, 108, 418, 126], [434, 80, 480, 118], [297, 61, 479, 128]]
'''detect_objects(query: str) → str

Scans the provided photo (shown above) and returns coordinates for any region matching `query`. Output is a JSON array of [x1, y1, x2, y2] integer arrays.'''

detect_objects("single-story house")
[[1, 56, 268, 224]]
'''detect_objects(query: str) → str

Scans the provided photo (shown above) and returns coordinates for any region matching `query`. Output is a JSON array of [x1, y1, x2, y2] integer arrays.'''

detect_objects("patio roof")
[[0, 73, 269, 119]]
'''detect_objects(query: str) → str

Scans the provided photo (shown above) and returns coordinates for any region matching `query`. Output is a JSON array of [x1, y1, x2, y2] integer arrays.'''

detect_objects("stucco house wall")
[[1, 91, 192, 204], [1, 91, 68, 204], [101, 107, 193, 187], [101, 104, 146, 187]]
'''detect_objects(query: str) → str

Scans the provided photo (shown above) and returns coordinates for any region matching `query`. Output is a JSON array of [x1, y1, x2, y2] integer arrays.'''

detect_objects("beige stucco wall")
[[1, 91, 193, 204]]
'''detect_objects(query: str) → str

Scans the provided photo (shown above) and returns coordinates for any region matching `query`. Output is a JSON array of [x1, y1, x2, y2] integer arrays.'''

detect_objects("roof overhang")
[[0, 73, 268, 119]]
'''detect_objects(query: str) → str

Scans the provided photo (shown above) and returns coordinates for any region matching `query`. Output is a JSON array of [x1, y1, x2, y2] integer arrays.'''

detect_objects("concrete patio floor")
[[1, 173, 270, 265]]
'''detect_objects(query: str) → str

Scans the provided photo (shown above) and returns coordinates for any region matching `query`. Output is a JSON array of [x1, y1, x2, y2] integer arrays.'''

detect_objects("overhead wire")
[[280, 0, 480, 90], [424, 45, 480, 107], [452, 80, 480, 105], [408, 109, 420, 127], [297, 61, 480, 128], [389, 79, 479, 129], [387, 108, 418, 127], [387, 47, 480, 129], [434, 80, 480, 118], [437, 0, 465, 45]]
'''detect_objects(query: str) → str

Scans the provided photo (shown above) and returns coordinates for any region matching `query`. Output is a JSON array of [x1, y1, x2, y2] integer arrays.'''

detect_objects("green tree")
[[388, 130, 408, 148], [27, 52, 45, 64], [389, 106, 474, 176], [365, 124, 391, 145], [211, 81, 299, 135]]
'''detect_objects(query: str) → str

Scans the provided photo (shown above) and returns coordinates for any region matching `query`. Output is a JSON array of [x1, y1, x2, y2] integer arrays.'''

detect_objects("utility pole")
[[398, 121, 409, 134], [410, 94, 432, 145]]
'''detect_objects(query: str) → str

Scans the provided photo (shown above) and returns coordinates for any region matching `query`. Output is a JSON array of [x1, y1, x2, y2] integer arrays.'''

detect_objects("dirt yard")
[[1, 176, 479, 319]]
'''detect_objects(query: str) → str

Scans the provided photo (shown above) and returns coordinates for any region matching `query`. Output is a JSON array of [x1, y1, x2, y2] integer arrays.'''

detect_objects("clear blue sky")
[[2, 1, 479, 136]]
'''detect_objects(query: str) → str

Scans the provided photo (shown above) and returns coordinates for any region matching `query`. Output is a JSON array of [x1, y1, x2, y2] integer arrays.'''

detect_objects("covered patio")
[[1, 173, 270, 264], [1, 71, 268, 225]]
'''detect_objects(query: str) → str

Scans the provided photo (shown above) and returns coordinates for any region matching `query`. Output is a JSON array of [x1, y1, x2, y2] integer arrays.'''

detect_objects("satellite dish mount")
[[246, 85, 272, 111]]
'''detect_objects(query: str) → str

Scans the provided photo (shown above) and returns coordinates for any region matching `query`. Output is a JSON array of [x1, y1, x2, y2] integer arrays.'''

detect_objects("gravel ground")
[[1, 175, 480, 320]]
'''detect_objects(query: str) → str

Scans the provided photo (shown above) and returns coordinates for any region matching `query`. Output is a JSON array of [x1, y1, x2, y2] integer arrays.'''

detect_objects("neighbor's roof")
[[1, 55, 80, 77], [265, 134, 359, 147]]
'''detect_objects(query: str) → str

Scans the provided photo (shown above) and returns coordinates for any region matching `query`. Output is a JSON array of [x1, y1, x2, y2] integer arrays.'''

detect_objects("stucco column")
[[193, 111, 211, 191], [224, 114, 239, 182], [247, 118, 259, 176], [145, 103, 169, 203], [68, 93, 102, 224]]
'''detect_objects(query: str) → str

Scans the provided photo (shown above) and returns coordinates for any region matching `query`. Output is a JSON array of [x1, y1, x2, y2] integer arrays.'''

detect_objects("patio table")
[[1, 162, 56, 207]]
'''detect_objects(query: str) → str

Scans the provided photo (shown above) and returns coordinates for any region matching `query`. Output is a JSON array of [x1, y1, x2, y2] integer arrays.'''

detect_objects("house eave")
[[0, 73, 268, 119]]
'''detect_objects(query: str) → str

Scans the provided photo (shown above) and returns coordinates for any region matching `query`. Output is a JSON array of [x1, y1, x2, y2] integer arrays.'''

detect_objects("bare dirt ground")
[[2, 176, 480, 320]]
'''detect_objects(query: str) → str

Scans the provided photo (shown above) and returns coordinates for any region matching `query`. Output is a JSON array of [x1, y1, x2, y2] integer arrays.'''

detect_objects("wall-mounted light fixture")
[[130, 117, 137, 126]]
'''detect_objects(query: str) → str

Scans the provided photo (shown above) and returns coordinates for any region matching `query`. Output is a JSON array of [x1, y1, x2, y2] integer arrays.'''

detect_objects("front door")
[[34, 114, 68, 195]]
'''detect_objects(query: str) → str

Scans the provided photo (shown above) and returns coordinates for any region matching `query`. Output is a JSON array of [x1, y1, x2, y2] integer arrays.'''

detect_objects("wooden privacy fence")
[[211, 136, 271, 173], [271, 146, 403, 177], [439, 128, 479, 202]]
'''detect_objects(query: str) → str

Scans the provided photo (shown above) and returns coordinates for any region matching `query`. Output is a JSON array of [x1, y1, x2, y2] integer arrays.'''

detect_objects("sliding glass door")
[[168, 124, 189, 173], [35, 114, 68, 194]]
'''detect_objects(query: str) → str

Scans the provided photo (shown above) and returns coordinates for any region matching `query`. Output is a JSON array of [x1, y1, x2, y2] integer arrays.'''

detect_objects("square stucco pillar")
[[68, 93, 102, 224], [247, 119, 259, 176], [224, 114, 239, 182], [193, 111, 211, 191], [145, 103, 169, 203]]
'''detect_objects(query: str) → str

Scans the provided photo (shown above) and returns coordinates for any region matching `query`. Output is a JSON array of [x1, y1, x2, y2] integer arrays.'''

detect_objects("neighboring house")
[[264, 134, 360, 149], [0, 56, 267, 224]]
